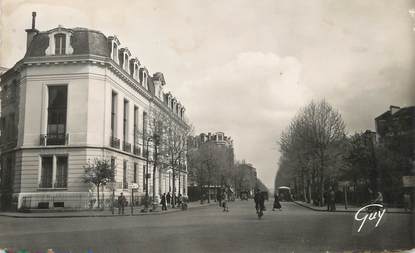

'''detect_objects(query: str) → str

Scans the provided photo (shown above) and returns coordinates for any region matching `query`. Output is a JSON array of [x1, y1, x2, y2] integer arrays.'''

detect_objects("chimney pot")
[[32, 12, 36, 29], [25, 11, 39, 53]]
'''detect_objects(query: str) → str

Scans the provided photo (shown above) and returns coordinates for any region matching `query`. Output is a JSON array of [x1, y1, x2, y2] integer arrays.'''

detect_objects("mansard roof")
[[25, 27, 109, 58]]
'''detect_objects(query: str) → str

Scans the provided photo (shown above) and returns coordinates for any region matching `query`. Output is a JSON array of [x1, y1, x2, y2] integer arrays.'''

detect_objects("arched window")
[[54, 33, 66, 55]]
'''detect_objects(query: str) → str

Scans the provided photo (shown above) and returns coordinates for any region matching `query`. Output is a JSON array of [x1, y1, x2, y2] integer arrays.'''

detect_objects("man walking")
[[167, 192, 171, 206], [118, 192, 127, 215], [161, 193, 167, 211], [329, 188, 336, 212]]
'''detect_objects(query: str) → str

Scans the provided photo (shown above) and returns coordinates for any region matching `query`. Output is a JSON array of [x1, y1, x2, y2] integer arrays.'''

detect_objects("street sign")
[[131, 183, 139, 189], [402, 176, 415, 187]]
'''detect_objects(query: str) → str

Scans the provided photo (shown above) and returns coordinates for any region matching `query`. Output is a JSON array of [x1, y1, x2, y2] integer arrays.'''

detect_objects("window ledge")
[[37, 188, 68, 192]]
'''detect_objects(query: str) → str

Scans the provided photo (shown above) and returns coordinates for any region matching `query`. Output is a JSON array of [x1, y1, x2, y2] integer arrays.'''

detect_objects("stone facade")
[[0, 14, 188, 210]]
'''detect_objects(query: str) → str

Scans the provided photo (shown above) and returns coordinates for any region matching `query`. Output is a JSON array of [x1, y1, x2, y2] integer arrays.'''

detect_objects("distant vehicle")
[[277, 186, 292, 201]]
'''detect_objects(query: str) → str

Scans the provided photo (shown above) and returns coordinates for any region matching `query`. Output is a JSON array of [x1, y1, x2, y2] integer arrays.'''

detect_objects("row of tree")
[[84, 103, 192, 208], [276, 100, 412, 207]]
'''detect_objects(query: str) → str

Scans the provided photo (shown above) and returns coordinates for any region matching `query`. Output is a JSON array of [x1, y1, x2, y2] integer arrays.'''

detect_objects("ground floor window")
[[123, 160, 128, 189], [133, 163, 137, 183], [56, 156, 68, 188], [39, 155, 68, 189]]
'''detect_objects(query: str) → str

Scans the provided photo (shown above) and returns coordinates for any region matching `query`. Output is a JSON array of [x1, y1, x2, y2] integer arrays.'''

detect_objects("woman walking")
[[273, 193, 282, 211]]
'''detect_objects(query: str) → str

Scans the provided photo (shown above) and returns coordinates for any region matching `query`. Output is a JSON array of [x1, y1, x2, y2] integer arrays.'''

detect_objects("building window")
[[143, 165, 146, 191], [123, 160, 127, 189], [111, 92, 117, 137], [133, 163, 138, 183], [124, 54, 129, 71], [134, 106, 139, 146], [40, 156, 53, 188], [123, 99, 129, 143], [40, 155, 68, 189], [55, 156, 68, 188], [111, 157, 116, 170], [143, 72, 147, 89], [142, 111, 147, 140], [112, 44, 118, 62], [134, 65, 139, 80], [1, 156, 13, 189], [47, 86, 67, 145], [54, 34, 66, 55]]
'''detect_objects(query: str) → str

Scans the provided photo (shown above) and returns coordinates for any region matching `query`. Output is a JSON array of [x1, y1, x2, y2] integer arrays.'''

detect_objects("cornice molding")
[[10, 54, 188, 127]]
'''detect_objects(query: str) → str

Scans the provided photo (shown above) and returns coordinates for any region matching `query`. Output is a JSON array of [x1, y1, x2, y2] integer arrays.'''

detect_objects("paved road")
[[0, 200, 413, 252]]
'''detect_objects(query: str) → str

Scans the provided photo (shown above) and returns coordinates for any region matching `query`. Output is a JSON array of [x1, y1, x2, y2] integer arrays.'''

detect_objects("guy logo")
[[354, 204, 386, 233]]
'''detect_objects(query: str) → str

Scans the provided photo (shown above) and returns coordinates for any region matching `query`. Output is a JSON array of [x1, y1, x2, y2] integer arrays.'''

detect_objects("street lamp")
[[142, 136, 152, 212]]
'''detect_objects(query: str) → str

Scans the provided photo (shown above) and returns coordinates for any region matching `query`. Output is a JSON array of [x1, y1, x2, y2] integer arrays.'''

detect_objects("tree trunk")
[[320, 175, 325, 207], [153, 146, 157, 205], [96, 183, 100, 208], [302, 174, 307, 202]]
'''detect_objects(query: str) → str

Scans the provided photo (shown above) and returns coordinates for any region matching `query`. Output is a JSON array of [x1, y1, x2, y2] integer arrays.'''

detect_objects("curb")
[[293, 201, 413, 215], [0, 203, 216, 219]]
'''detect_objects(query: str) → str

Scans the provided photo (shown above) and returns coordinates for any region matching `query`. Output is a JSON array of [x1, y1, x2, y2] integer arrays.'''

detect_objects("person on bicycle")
[[254, 189, 265, 213]]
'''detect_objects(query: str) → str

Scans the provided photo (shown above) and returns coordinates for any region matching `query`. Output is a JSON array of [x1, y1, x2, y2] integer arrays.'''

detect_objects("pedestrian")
[[222, 190, 229, 212], [329, 188, 336, 212], [217, 190, 223, 207], [172, 193, 176, 207], [167, 192, 171, 206], [160, 193, 167, 211], [325, 190, 331, 211], [273, 193, 282, 211], [178, 193, 183, 207], [118, 192, 127, 215]]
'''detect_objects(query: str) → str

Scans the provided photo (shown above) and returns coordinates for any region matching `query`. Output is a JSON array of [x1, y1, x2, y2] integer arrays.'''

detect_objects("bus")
[[277, 186, 292, 201]]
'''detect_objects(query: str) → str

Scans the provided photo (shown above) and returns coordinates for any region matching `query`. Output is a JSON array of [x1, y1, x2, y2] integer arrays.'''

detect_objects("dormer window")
[[124, 54, 129, 71], [112, 44, 118, 62], [134, 65, 139, 80], [109, 36, 120, 64], [45, 26, 73, 56], [143, 72, 148, 89], [54, 34, 66, 55]]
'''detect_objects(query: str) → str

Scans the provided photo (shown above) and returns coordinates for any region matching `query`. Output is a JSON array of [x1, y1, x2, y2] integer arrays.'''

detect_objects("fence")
[[18, 192, 148, 212]]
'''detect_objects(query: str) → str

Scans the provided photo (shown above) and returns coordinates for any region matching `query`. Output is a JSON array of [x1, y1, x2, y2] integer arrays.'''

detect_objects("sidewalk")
[[293, 200, 413, 214], [0, 201, 215, 218]]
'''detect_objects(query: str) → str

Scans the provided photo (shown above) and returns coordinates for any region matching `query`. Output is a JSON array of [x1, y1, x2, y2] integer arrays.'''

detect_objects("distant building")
[[375, 105, 415, 159], [0, 13, 189, 210], [235, 161, 257, 197], [188, 132, 233, 149], [187, 132, 235, 201]]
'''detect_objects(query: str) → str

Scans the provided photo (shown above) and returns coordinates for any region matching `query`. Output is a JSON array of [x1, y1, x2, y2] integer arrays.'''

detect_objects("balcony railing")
[[133, 145, 141, 156], [40, 133, 68, 146], [110, 136, 120, 149], [123, 141, 131, 153]]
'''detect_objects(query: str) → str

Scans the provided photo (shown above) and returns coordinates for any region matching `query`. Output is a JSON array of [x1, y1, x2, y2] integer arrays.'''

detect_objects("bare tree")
[[278, 100, 346, 206], [162, 116, 192, 207]]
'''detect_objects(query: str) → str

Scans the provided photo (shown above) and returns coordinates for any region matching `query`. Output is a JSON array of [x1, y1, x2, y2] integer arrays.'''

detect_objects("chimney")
[[25, 12, 39, 52], [390, 105, 400, 115]]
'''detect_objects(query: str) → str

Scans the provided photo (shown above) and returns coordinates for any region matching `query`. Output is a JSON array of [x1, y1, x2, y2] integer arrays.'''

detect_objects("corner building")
[[0, 15, 188, 210]]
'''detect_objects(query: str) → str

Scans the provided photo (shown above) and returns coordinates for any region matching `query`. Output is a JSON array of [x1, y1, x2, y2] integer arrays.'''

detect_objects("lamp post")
[[142, 136, 152, 212], [151, 133, 160, 211]]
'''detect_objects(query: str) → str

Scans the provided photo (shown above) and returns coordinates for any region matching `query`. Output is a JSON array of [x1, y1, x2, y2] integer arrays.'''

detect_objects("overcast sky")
[[1, 0, 414, 188]]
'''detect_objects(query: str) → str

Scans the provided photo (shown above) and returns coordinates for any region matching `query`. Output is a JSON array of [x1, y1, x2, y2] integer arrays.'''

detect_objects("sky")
[[1, 0, 415, 188]]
